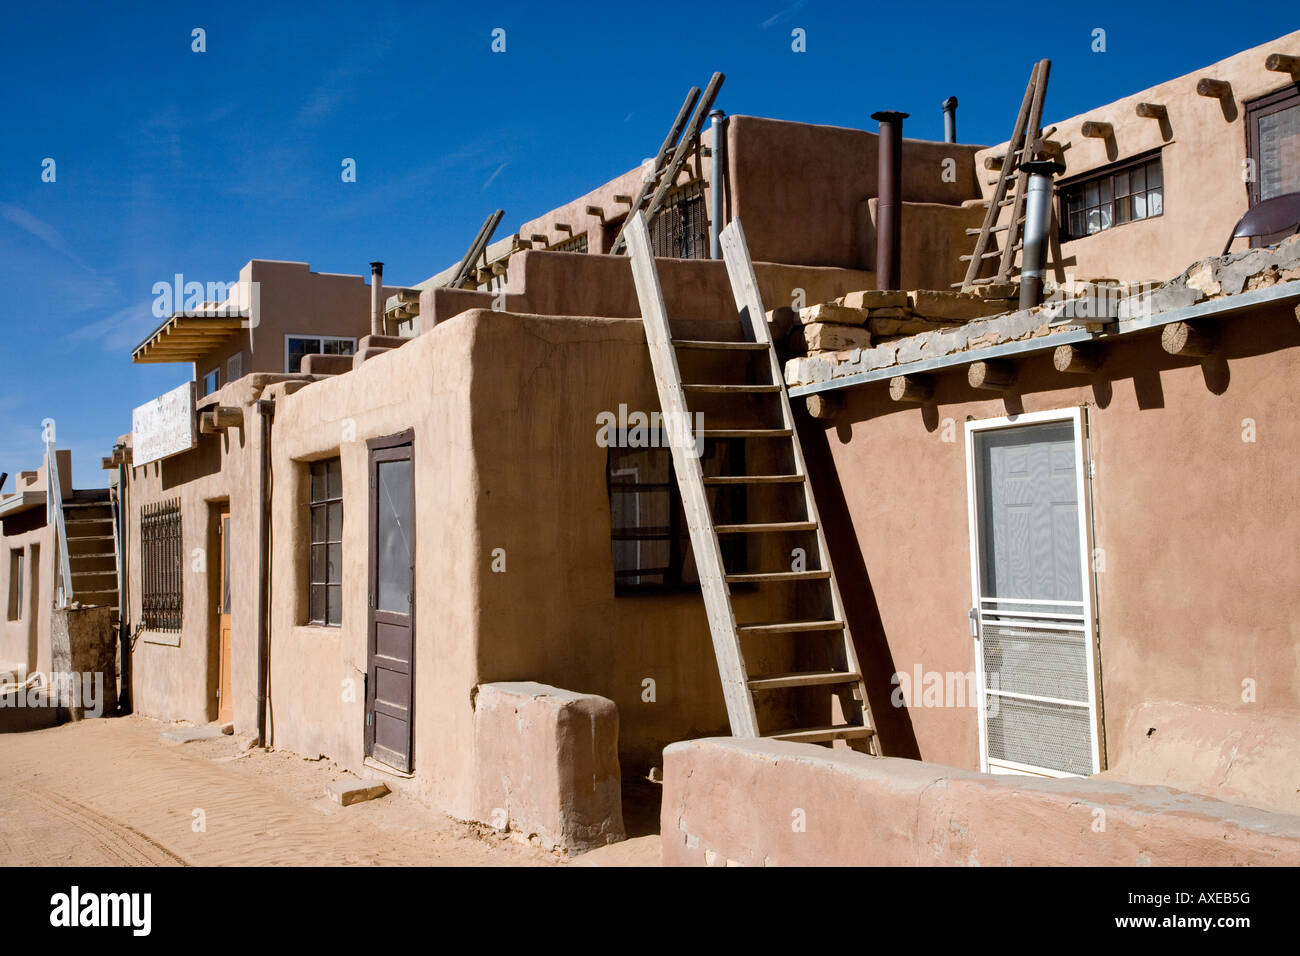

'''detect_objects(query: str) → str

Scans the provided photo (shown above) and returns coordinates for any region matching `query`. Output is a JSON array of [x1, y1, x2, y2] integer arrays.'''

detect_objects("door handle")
[[969, 607, 979, 638]]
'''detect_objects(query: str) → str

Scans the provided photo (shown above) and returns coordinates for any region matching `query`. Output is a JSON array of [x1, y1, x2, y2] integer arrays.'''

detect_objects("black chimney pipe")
[[942, 97, 958, 143], [872, 111, 909, 292]]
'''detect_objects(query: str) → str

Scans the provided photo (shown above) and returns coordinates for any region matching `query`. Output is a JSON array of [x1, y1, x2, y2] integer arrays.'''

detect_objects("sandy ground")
[[0, 715, 626, 867]]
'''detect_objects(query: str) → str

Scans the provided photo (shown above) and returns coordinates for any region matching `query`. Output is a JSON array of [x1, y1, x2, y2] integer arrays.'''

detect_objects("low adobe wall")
[[423, 251, 874, 329], [661, 737, 1300, 866], [472, 681, 624, 852]]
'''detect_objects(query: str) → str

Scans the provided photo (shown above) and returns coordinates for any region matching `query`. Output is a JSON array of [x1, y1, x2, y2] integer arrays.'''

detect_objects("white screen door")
[[965, 408, 1101, 777]]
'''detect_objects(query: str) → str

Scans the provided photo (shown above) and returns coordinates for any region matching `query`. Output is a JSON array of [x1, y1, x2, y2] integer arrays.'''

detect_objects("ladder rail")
[[719, 219, 880, 755], [624, 211, 760, 737]]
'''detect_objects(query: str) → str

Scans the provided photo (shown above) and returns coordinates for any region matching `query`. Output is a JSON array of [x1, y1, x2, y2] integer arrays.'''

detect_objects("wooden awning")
[[131, 312, 246, 364]]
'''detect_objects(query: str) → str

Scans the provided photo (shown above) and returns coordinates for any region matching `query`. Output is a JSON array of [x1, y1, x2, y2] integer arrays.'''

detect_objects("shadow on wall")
[[795, 413, 921, 760]]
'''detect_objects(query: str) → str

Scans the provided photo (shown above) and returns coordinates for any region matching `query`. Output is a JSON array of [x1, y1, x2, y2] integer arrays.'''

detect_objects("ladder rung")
[[767, 724, 876, 744], [682, 383, 781, 394], [698, 428, 792, 438], [748, 670, 861, 690], [703, 474, 804, 485], [671, 339, 769, 351], [736, 619, 845, 635], [724, 570, 830, 583], [715, 521, 816, 534], [965, 223, 1011, 236], [961, 243, 1021, 262]]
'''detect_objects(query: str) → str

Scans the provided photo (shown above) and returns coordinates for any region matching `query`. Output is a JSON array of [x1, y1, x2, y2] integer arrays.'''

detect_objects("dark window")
[[1246, 85, 1300, 211], [308, 458, 343, 625], [7, 549, 22, 620], [1059, 153, 1163, 242], [141, 500, 183, 630], [201, 368, 220, 397], [650, 180, 709, 259], [286, 335, 356, 373], [551, 233, 589, 254], [608, 438, 745, 591]]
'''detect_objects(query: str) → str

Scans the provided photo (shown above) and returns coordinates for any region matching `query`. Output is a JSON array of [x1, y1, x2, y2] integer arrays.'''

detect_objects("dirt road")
[[0, 716, 560, 866]]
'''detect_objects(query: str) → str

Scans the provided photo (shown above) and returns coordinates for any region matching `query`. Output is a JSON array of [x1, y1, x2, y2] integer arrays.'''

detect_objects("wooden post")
[[1161, 321, 1218, 357], [967, 359, 1016, 391], [1135, 102, 1167, 120], [889, 374, 933, 403], [1080, 120, 1113, 138], [1264, 53, 1300, 74], [805, 392, 843, 420], [212, 406, 243, 430], [1196, 78, 1232, 99], [1053, 343, 1102, 374]]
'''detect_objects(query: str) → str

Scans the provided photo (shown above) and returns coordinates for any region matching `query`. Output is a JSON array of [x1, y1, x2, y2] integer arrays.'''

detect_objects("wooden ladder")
[[957, 59, 1051, 291], [625, 211, 880, 753]]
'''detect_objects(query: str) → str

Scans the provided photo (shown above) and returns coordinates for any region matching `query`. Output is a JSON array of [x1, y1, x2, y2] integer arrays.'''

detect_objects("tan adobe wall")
[[797, 301, 1300, 789], [425, 250, 874, 329], [977, 29, 1300, 283], [188, 260, 403, 384], [661, 737, 1300, 866]]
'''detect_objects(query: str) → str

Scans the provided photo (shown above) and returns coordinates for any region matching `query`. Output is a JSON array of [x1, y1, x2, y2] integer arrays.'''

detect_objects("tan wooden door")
[[218, 512, 233, 724]]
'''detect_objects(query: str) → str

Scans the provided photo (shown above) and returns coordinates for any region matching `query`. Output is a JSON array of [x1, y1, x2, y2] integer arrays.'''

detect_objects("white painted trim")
[[964, 406, 1102, 776]]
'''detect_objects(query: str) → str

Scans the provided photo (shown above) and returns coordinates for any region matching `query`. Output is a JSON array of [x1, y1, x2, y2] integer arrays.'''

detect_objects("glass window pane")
[[310, 584, 325, 623], [327, 502, 343, 542], [1132, 193, 1147, 219], [1147, 190, 1163, 216], [310, 462, 326, 502], [310, 543, 326, 584], [1113, 170, 1129, 197], [327, 543, 342, 585], [311, 503, 326, 543], [1099, 178, 1112, 203], [1085, 182, 1099, 206], [376, 458, 412, 612], [327, 585, 341, 626], [1130, 166, 1145, 193], [1115, 196, 1131, 224], [1146, 160, 1162, 188], [1097, 203, 1113, 231], [327, 458, 342, 498], [222, 517, 231, 613], [1086, 208, 1101, 234]]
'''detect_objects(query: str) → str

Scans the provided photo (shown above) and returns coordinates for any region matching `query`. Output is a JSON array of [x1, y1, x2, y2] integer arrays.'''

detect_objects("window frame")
[[606, 434, 746, 594], [1245, 83, 1300, 210], [226, 352, 243, 383], [7, 549, 23, 621], [1056, 149, 1164, 243], [141, 499, 183, 631], [284, 335, 358, 373], [307, 458, 344, 626], [201, 367, 221, 397]]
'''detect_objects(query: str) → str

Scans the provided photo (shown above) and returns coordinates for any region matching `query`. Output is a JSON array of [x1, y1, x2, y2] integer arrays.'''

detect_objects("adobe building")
[[0, 449, 117, 705], [105, 30, 1299, 859]]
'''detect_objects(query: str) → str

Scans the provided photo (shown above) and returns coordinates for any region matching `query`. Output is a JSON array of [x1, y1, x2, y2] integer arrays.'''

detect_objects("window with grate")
[[285, 335, 357, 373], [308, 458, 343, 626], [141, 500, 183, 631], [1059, 152, 1163, 242], [650, 180, 709, 259], [608, 437, 745, 591], [551, 233, 588, 254]]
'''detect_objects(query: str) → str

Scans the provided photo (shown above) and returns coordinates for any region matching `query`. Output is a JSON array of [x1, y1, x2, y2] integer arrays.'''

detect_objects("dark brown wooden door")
[[365, 434, 415, 772]]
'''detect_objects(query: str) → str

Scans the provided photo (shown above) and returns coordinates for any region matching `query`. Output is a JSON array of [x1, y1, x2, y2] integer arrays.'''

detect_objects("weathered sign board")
[[132, 381, 198, 467]]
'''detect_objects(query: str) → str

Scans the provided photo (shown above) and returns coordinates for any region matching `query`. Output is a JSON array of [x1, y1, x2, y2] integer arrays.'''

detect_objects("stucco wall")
[[977, 29, 1300, 284], [799, 302, 1300, 795], [662, 737, 1300, 866]]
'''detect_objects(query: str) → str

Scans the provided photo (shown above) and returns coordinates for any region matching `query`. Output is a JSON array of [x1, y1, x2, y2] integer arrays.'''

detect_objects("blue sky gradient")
[[0, 0, 1290, 487]]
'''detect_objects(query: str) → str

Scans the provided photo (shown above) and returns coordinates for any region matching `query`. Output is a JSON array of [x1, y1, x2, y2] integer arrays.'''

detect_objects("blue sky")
[[0, 1, 1290, 488]]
